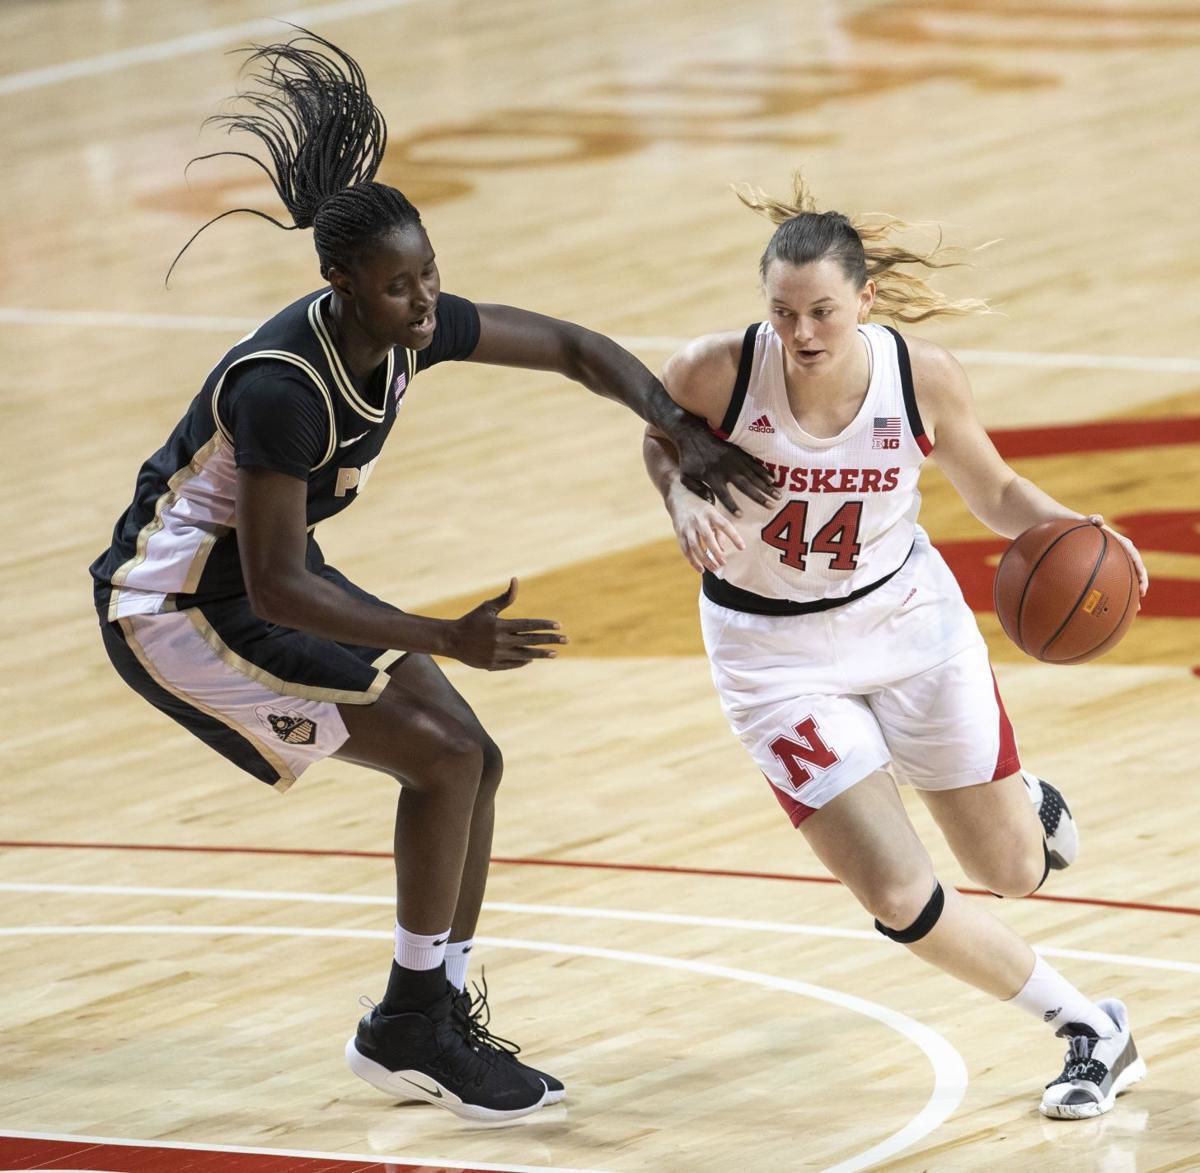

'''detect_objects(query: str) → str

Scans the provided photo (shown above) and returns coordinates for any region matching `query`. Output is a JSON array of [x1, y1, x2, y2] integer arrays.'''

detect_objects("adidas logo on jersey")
[[748, 414, 775, 433]]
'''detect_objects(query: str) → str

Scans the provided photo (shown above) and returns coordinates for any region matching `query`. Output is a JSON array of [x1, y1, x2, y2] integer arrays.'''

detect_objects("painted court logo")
[[255, 706, 318, 746]]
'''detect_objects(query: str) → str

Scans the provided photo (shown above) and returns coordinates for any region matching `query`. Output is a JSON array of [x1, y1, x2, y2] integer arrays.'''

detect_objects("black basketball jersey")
[[90, 288, 479, 620]]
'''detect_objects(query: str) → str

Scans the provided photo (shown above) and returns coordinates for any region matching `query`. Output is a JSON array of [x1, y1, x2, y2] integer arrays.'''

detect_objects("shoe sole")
[[1039, 1055, 1147, 1119], [345, 1038, 549, 1121]]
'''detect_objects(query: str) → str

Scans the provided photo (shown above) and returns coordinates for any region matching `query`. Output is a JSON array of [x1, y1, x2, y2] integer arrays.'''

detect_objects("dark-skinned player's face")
[[334, 223, 441, 350]]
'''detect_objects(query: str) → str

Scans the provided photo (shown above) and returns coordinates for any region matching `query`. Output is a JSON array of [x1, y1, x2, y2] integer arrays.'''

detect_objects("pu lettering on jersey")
[[707, 322, 930, 605], [335, 455, 380, 498]]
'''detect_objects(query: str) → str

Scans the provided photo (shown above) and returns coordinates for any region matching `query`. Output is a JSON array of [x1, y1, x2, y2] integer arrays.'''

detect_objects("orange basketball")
[[993, 519, 1138, 664]]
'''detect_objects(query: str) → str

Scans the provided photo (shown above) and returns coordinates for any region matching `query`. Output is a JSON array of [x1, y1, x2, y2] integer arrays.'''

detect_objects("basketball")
[[993, 519, 1138, 663]]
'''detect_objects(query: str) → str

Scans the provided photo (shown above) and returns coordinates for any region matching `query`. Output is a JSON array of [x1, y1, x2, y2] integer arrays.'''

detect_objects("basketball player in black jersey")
[[89, 30, 775, 1122]]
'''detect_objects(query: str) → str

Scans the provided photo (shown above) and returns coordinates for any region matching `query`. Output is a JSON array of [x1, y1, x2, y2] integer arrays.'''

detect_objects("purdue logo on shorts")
[[256, 706, 318, 745]]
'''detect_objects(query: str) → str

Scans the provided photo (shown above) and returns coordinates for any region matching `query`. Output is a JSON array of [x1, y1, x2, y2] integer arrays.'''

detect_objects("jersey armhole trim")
[[718, 322, 761, 437], [308, 295, 390, 424], [884, 325, 933, 456], [210, 351, 338, 472]]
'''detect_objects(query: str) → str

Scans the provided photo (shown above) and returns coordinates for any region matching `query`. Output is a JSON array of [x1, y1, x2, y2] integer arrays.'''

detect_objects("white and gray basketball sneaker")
[[1023, 771, 1079, 870], [1041, 998, 1146, 1119]]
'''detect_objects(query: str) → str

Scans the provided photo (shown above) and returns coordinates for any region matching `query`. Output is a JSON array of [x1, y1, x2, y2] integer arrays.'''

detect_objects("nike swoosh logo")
[[400, 1076, 443, 1098], [432, 936, 449, 946], [338, 431, 370, 447]]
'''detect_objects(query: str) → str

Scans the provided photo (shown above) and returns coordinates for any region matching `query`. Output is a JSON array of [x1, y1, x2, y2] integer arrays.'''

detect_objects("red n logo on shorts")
[[769, 717, 840, 788]]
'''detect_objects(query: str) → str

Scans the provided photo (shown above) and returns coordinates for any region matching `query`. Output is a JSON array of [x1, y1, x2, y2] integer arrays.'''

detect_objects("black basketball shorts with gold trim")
[[99, 566, 395, 791]]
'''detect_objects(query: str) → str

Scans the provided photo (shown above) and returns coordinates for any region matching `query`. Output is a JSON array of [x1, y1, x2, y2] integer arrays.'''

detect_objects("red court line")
[[1, 839, 1198, 918], [0, 1134, 484, 1171]]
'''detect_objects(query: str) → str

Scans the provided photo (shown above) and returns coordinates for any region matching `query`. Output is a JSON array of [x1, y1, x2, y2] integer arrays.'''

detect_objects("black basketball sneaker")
[[451, 975, 565, 1104], [345, 989, 548, 1121], [1024, 772, 1079, 870]]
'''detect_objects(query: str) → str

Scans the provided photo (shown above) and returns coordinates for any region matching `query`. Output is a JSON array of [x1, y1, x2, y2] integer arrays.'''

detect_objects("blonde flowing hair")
[[734, 174, 990, 323]]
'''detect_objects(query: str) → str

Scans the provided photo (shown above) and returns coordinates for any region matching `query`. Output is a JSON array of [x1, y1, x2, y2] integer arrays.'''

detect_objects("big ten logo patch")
[[334, 455, 379, 498], [255, 706, 318, 746]]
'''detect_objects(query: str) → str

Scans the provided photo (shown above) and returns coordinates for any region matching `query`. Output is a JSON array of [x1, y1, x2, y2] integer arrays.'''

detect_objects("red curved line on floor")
[[1, 838, 1196, 917]]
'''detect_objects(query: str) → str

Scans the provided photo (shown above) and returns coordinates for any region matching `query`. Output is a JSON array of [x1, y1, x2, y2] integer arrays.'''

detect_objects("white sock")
[[445, 938, 475, 991], [394, 923, 450, 971], [1009, 955, 1115, 1037]]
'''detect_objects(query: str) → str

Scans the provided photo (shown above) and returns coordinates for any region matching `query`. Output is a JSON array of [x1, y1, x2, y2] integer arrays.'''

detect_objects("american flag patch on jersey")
[[872, 416, 901, 448], [393, 370, 408, 406]]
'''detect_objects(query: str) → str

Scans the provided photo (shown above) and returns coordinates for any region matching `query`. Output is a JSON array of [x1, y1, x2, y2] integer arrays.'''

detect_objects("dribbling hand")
[[1087, 515, 1149, 597], [450, 578, 568, 670]]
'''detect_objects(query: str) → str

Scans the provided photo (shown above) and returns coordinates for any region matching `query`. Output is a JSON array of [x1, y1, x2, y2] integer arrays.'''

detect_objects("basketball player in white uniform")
[[643, 177, 1150, 1119]]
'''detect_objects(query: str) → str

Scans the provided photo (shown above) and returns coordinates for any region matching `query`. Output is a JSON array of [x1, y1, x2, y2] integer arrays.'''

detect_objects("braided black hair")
[[167, 28, 420, 284]]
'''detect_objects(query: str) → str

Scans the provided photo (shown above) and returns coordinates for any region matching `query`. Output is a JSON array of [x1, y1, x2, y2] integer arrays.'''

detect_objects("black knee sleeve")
[[875, 881, 945, 943]]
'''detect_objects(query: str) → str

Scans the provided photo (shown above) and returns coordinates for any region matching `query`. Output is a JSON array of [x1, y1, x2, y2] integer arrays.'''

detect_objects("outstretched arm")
[[235, 468, 566, 668], [469, 303, 776, 514], [643, 334, 759, 572], [913, 339, 1148, 595]]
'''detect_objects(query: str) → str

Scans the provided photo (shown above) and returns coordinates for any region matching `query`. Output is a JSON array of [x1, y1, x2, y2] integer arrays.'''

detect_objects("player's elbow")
[[560, 324, 601, 386], [244, 570, 303, 626]]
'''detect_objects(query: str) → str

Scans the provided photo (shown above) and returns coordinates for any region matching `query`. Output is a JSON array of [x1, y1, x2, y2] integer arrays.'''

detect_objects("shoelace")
[[360, 992, 498, 1089], [1050, 1033, 1109, 1088], [457, 970, 522, 1058]]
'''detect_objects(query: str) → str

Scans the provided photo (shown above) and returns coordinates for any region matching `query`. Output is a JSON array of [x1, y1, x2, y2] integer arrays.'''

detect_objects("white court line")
[[0, 0, 425, 98], [2, 307, 1200, 375], [0, 922, 967, 1173], [2, 882, 1196, 974], [0, 1126, 611, 1173]]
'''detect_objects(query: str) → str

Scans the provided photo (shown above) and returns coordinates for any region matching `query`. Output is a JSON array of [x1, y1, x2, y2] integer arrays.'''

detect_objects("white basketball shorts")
[[700, 529, 1021, 826]]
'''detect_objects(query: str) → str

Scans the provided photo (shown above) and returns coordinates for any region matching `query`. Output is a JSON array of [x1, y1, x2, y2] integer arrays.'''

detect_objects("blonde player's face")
[[763, 257, 874, 373]]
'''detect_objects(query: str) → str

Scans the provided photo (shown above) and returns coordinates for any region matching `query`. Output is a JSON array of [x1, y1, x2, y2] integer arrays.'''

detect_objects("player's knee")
[[478, 737, 504, 795], [432, 728, 485, 789], [865, 878, 940, 936], [968, 838, 1047, 898], [873, 880, 945, 944], [400, 711, 486, 795]]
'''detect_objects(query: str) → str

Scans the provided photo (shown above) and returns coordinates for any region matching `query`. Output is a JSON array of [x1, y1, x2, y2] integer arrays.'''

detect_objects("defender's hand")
[[1088, 515, 1149, 597], [671, 420, 779, 514], [450, 578, 567, 670]]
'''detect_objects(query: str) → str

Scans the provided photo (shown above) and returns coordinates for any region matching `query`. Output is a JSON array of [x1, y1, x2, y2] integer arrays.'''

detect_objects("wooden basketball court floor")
[[1, 1, 1198, 1170]]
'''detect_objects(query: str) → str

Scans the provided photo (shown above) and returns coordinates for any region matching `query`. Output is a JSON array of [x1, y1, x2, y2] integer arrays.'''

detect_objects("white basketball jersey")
[[708, 321, 931, 606]]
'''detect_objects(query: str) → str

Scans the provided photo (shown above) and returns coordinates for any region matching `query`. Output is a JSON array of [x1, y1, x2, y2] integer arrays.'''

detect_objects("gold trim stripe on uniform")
[[117, 617, 298, 793], [308, 293, 393, 424], [184, 607, 391, 706], [107, 432, 227, 621], [209, 348, 339, 471]]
